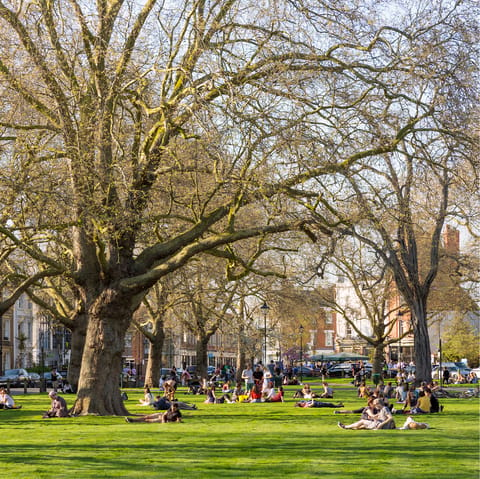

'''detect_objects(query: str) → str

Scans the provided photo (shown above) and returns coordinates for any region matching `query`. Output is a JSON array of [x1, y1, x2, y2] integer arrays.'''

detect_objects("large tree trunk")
[[235, 327, 246, 384], [195, 337, 210, 382], [144, 331, 165, 389], [71, 289, 133, 416], [66, 312, 88, 392], [372, 343, 385, 378], [413, 304, 432, 385]]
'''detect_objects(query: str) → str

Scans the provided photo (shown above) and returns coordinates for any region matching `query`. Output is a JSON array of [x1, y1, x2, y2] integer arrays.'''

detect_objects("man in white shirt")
[[241, 364, 254, 392]]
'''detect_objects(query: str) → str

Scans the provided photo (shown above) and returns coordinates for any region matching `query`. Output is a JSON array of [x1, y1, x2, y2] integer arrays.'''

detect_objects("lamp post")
[[299, 324, 304, 383], [397, 310, 404, 365], [39, 319, 47, 392], [260, 302, 269, 366], [0, 314, 3, 377], [439, 337, 443, 387]]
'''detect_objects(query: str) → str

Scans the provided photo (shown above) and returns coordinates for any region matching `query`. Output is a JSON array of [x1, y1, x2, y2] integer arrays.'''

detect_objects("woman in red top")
[[269, 386, 284, 402]]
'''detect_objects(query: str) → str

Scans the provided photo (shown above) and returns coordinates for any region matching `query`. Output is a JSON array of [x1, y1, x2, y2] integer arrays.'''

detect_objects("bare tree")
[[313, 235, 412, 376], [0, 1, 475, 414]]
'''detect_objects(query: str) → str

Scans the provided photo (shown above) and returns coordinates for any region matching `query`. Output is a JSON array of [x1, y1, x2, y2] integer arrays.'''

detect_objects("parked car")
[[327, 363, 354, 377], [39, 371, 65, 388], [432, 362, 471, 380], [0, 368, 32, 387], [28, 372, 41, 382], [327, 362, 372, 378], [470, 368, 480, 379], [185, 365, 216, 378], [295, 366, 316, 377]]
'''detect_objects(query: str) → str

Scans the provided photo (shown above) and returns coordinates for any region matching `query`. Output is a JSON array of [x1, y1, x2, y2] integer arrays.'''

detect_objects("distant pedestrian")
[[50, 368, 60, 392], [442, 367, 450, 385]]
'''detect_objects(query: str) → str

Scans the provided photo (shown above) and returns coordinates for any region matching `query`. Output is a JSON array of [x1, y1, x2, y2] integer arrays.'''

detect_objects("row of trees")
[[0, 0, 478, 415]]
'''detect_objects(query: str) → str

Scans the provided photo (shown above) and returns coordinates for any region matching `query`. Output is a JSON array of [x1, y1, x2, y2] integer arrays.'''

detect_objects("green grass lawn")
[[1, 382, 479, 478]]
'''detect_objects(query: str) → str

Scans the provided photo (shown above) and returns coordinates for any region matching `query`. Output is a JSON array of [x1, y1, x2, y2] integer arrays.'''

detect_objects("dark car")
[[159, 368, 182, 380], [39, 371, 65, 388], [327, 363, 354, 377], [185, 365, 216, 377], [295, 366, 316, 377], [0, 368, 32, 387]]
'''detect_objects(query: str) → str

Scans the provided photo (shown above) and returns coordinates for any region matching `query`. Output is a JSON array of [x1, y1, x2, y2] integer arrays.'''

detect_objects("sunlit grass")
[[1, 382, 479, 478]]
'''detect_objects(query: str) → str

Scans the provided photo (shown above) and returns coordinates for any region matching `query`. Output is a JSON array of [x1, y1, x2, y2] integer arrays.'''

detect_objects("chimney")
[[442, 225, 460, 255]]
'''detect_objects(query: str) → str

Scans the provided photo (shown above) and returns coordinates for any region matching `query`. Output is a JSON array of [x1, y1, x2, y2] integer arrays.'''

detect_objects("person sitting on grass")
[[222, 380, 233, 394], [262, 381, 276, 402], [42, 391, 69, 418], [338, 398, 395, 430], [163, 378, 177, 401], [425, 388, 442, 413], [231, 382, 244, 402], [248, 382, 263, 403], [410, 389, 431, 414], [126, 403, 183, 423], [139, 386, 155, 406], [296, 399, 344, 408], [0, 388, 21, 409], [267, 386, 284, 403], [357, 382, 370, 399], [204, 385, 217, 404], [402, 385, 417, 412], [320, 382, 334, 398], [293, 383, 316, 399], [383, 382, 393, 399], [204, 385, 232, 404]]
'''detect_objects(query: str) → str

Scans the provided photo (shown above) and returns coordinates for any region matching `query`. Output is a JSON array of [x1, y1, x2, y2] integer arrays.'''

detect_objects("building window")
[[4, 319, 10, 340], [325, 312, 333, 324], [325, 330, 334, 346], [345, 323, 352, 338]]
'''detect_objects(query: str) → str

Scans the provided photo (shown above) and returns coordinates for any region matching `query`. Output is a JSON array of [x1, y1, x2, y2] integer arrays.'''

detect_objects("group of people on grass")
[[4, 359, 446, 429], [204, 364, 285, 403], [335, 379, 445, 431]]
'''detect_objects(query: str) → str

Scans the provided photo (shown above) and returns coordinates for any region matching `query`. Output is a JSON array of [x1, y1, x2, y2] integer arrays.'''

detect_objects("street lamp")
[[0, 314, 3, 377], [260, 302, 269, 366], [299, 324, 304, 383], [39, 317, 50, 392], [439, 337, 443, 387]]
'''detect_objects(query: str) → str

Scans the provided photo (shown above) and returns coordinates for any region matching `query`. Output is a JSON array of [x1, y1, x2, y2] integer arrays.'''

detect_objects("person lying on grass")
[[296, 399, 344, 408], [152, 396, 197, 410], [334, 395, 376, 415], [125, 403, 182, 423], [398, 416, 430, 429]]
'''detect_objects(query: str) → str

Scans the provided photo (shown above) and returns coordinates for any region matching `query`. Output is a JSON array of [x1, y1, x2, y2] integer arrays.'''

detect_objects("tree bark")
[[71, 289, 133, 416], [372, 343, 385, 378], [235, 328, 246, 383], [144, 331, 165, 389], [66, 312, 88, 392], [195, 337, 210, 382], [412, 303, 432, 385]]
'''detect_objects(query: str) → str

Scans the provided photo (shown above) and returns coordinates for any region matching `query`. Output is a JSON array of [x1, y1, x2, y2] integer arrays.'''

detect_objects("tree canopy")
[[0, 0, 477, 413]]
